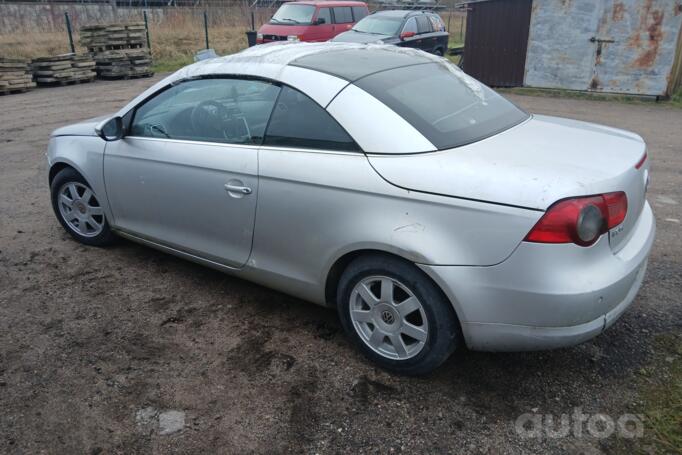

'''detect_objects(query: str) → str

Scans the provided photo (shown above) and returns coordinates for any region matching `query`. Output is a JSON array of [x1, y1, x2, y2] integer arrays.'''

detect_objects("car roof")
[[290, 47, 434, 81], [371, 10, 436, 18], [201, 42, 437, 82], [285, 0, 367, 6]]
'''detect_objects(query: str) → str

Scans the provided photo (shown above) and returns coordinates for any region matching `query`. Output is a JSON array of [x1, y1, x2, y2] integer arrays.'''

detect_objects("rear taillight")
[[635, 152, 647, 169], [524, 192, 628, 247]]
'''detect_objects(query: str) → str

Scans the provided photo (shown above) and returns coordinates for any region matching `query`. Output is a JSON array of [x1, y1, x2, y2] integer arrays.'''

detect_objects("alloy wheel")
[[57, 182, 105, 237], [349, 275, 429, 360]]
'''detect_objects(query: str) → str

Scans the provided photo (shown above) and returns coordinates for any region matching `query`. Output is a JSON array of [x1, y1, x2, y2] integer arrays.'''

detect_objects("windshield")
[[352, 15, 403, 35], [270, 4, 316, 25], [355, 62, 529, 150]]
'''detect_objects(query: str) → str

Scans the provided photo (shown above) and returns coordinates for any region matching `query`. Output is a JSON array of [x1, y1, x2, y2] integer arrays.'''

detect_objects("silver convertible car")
[[47, 43, 655, 375]]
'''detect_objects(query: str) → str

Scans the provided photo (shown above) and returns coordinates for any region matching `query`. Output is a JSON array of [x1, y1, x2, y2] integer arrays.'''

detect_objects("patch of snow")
[[158, 410, 185, 435]]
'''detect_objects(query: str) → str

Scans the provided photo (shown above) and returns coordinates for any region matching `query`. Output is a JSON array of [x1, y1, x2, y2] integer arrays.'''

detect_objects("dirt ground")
[[0, 77, 680, 454]]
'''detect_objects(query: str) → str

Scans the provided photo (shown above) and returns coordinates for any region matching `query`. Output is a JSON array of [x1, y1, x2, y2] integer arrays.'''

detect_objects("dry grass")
[[0, 6, 268, 71], [0, 31, 75, 60]]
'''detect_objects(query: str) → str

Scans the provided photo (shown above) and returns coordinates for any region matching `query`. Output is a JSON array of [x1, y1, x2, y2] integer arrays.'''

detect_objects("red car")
[[257, 1, 369, 44]]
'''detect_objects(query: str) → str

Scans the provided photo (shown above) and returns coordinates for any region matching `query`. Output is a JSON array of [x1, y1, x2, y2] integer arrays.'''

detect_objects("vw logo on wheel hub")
[[381, 310, 395, 325]]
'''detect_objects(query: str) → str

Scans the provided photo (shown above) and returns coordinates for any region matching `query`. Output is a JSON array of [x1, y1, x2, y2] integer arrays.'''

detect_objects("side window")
[[333, 7, 353, 24], [352, 6, 368, 21], [415, 15, 432, 34], [317, 7, 332, 24], [263, 86, 359, 152], [429, 14, 444, 32], [402, 18, 417, 34], [130, 78, 280, 145]]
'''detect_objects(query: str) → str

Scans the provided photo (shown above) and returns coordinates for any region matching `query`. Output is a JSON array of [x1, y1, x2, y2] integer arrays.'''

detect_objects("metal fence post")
[[204, 10, 209, 49], [143, 11, 151, 51], [65, 12, 75, 54], [459, 16, 464, 42], [447, 7, 451, 34]]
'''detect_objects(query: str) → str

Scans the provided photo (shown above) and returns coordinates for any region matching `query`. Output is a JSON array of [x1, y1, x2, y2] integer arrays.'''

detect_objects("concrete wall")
[[525, 0, 682, 96]]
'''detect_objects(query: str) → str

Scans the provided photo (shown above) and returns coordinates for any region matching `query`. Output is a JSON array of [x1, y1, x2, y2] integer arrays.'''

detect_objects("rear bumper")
[[419, 201, 655, 351]]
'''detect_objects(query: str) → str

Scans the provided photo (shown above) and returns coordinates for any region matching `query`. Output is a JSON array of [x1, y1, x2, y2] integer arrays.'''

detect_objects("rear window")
[[333, 7, 353, 24], [264, 86, 359, 151], [271, 4, 316, 25], [354, 62, 529, 150], [428, 14, 445, 31]]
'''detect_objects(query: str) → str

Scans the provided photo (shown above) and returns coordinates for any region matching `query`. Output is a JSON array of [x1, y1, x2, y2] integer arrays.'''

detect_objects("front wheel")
[[50, 167, 116, 246], [337, 254, 460, 375]]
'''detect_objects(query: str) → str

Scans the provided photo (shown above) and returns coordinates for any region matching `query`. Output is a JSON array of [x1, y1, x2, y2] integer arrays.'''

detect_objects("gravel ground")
[[0, 77, 680, 454]]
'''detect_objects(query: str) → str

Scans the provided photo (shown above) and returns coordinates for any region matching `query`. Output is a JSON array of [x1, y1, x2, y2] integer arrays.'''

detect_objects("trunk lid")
[[368, 115, 648, 252]]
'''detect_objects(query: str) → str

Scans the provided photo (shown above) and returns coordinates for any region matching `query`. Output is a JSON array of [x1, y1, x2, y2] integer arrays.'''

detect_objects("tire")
[[50, 167, 116, 247], [434, 48, 444, 57], [336, 254, 460, 375]]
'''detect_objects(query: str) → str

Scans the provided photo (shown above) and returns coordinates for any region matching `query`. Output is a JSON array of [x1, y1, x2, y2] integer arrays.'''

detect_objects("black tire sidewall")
[[50, 167, 116, 247], [337, 254, 459, 375]]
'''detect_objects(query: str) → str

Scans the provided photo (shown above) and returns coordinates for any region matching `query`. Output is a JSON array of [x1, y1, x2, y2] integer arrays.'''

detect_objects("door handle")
[[224, 183, 252, 195]]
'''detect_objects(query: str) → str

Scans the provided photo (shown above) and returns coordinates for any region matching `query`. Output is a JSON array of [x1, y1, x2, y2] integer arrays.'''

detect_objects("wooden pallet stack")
[[93, 48, 153, 79], [0, 58, 35, 95], [80, 23, 153, 80], [31, 54, 97, 86]]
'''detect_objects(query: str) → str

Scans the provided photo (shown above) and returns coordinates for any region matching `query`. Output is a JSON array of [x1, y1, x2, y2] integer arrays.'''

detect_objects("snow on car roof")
[[174, 42, 465, 82]]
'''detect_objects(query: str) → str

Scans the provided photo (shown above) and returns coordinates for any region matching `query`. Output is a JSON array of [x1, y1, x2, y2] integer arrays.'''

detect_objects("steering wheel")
[[190, 100, 230, 139]]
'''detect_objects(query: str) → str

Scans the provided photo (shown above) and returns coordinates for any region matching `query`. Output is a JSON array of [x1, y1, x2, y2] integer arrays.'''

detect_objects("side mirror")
[[400, 31, 416, 41], [315, 17, 326, 25], [95, 116, 123, 141]]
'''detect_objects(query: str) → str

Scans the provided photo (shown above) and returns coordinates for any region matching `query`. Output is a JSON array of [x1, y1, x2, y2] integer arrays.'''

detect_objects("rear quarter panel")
[[248, 147, 542, 304]]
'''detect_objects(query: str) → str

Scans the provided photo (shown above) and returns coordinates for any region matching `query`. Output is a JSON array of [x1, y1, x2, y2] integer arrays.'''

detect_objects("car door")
[[254, 85, 364, 288], [427, 14, 448, 54], [103, 77, 281, 268], [311, 6, 334, 41], [415, 15, 435, 52]]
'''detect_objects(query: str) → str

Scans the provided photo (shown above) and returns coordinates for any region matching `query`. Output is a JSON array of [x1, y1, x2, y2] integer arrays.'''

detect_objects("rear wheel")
[[337, 254, 459, 375], [433, 47, 444, 56], [50, 167, 116, 246]]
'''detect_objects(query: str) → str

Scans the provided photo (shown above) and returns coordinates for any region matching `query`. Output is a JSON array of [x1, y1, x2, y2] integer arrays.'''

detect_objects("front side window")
[[333, 7, 353, 24], [271, 4, 316, 25], [402, 17, 417, 34], [317, 7, 332, 24], [354, 63, 529, 150], [263, 86, 359, 151], [130, 78, 281, 145], [352, 15, 404, 36], [352, 6, 369, 21]]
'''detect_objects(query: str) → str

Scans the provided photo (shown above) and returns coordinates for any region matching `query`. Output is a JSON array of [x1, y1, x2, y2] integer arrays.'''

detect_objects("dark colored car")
[[257, 1, 369, 44], [331, 10, 449, 55]]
